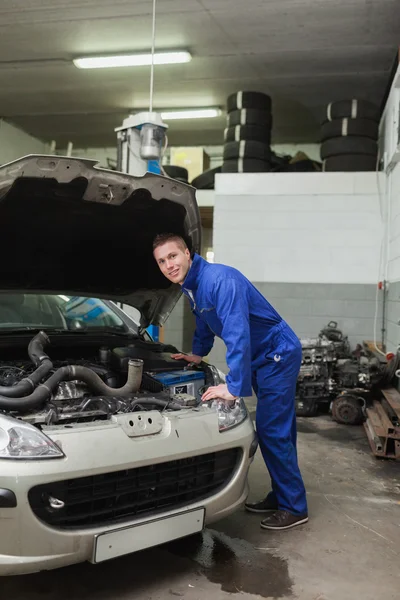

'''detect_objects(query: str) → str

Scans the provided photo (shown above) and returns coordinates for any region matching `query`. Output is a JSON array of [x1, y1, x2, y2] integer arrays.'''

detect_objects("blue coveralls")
[[182, 253, 307, 516]]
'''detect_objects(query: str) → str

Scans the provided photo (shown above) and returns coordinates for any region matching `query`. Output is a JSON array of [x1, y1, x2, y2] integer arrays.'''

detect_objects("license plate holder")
[[91, 507, 205, 564]]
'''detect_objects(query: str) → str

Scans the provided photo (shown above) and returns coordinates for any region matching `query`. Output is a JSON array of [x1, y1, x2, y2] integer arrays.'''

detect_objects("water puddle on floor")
[[168, 529, 293, 597]]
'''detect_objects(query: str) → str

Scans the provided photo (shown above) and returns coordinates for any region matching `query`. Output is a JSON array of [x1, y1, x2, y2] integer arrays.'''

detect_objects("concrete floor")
[[4, 412, 400, 600]]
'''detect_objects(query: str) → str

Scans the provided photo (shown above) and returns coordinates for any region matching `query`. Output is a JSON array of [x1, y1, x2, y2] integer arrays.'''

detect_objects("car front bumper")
[[0, 409, 256, 575]]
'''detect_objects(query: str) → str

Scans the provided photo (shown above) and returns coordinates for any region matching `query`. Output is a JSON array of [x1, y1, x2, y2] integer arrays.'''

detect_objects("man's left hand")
[[202, 383, 237, 403]]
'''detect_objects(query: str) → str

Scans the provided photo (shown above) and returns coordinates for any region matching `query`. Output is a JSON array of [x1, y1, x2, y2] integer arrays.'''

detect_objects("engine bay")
[[0, 332, 210, 427]]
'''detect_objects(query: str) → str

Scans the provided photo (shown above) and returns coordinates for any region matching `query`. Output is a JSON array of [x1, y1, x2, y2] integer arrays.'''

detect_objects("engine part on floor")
[[376, 353, 400, 388], [224, 125, 272, 144], [321, 118, 379, 142], [331, 393, 365, 425], [295, 398, 318, 417], [222, 158, 271, 173], [223, 141, 272, 162], [191, 166, 222, 190], [227, 109, 273, 128], [295, 323, 381, 418], [227, 91, 272, 113], [321, 136, 378, 160], [319, 321, 351, 357], [163, 165, 189, 182], [323, 154, 378, 172], [324, 99, 380, 123], [364, 388, 400, 459]]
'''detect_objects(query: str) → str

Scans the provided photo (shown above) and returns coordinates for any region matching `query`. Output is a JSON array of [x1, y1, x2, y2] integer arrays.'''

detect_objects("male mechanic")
[[153, 233, 308, 530]]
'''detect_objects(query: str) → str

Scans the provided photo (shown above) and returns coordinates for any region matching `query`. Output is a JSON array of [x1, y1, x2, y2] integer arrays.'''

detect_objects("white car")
[[0, 155, 257, 576]]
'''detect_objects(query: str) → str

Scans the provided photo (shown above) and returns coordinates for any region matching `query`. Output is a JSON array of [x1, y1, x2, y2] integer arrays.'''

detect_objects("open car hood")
[[0, 155, 201, 327]]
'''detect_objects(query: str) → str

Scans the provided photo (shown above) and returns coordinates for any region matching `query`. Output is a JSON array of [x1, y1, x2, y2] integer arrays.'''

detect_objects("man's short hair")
[[153, 233, 188, 252]]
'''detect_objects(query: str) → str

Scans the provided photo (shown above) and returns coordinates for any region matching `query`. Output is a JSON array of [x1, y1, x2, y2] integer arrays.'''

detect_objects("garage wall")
[[207, 172, 383, 374], [379, 62, 400, 354], [386, 163, 400, 352], [0, 119, 49, 164]]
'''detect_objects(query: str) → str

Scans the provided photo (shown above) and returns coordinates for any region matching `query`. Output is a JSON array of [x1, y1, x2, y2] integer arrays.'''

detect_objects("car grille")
[[28, 448, 241, 529]]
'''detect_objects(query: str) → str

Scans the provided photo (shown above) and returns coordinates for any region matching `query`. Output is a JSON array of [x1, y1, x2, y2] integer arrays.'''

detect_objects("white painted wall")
[[379, 62, 400, 285], [0, 119, 49, 164], [213, 172, 383, 285], [387, 164, 400, 283]]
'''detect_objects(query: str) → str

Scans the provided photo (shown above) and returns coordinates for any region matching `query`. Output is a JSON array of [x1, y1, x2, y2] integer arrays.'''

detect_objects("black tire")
[[227, 109, 273, 128], [224, 125, 271, 144], [222, 159, 271, 173], [191, 166, 221, 190], [321, 118, 379, 142], [163, 165, 188, 180], [331, 394, 364, 425], [227, 91, 272, 113], [223, 141, 271, 162], [323, 154, 378, 172], [321, 136, 377, 159], [295, 398, 318, 417], [324, 99, 380, 123]]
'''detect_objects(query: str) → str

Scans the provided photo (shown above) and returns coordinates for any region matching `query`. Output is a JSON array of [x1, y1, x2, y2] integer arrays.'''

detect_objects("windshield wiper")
[[0, 326, 131, 336], [0, 326, 67, 334]]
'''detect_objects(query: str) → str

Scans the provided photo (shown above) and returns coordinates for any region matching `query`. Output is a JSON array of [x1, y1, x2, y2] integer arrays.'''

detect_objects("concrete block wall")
[[379, 62, 400, 354], [386, 163, 400, 352], [208, 172, 383, 374]]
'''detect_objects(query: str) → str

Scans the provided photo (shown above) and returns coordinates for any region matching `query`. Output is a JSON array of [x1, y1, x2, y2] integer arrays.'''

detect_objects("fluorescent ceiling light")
[[161, 108, 221, 120], [73, 51, 191, 69]]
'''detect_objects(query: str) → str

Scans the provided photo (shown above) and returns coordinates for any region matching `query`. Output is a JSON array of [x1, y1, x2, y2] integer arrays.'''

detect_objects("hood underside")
[[0, 155, 201, 327]]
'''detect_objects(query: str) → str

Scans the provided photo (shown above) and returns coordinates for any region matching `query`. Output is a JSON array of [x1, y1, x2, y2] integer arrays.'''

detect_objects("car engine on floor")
[[0, 331, 214, 427], [295, 321, 383, 421]]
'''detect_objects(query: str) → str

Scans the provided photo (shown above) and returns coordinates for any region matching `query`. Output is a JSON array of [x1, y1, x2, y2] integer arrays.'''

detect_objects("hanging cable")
[[149, 0, 157, 113]]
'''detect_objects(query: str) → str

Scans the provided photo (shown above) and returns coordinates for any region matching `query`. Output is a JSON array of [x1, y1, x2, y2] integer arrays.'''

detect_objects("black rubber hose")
[[0, 366, 71, 411], [0, 359, 144, 412], [68, 360, 143, 397], [28, 331, 51, 367], [0, 332, 53, 398]]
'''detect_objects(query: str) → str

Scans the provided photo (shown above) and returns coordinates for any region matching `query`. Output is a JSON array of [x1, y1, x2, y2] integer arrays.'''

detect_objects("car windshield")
[[0, 294, 130, 333]]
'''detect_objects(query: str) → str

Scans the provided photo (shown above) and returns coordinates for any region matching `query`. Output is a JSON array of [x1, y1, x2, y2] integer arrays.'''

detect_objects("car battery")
[[152, 370, 205, 401]]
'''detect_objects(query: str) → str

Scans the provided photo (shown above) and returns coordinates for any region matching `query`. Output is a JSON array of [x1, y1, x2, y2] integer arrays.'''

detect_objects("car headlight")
[[0, 416, 64, 459], [211, 398, 248, 432]]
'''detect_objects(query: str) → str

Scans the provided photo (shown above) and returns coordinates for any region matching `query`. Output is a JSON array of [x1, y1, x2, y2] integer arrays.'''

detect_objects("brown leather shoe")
[[245, 494, 278, 514], [260, 510, 308, 530]]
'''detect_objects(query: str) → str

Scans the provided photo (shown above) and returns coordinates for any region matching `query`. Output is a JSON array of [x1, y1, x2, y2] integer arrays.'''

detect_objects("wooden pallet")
[[364, 388, 400, 459]]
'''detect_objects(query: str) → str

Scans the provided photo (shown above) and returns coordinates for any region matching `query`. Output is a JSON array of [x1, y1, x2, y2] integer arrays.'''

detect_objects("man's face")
[[153, 241, 192, 285]]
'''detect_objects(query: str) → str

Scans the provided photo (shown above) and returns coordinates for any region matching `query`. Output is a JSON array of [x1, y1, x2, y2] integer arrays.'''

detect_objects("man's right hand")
[[171, 353, 202, 364]]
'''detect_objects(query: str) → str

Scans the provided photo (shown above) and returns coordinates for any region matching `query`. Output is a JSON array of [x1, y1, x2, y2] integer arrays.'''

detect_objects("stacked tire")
[[320, 100, 380, 172], [191, 166, 221, 190], [222, 91, 273, 173]]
